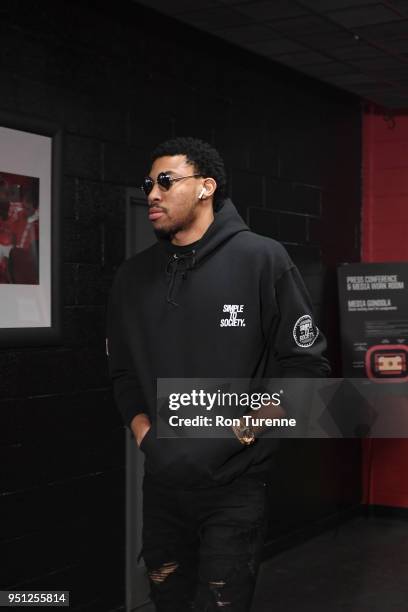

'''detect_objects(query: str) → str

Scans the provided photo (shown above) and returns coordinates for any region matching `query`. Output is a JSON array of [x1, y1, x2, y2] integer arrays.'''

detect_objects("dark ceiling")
[[134, 0, 408, 110]]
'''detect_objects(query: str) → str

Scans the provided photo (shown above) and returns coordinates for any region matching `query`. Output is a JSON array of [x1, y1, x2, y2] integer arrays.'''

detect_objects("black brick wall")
[[0, 1, 361, 610]]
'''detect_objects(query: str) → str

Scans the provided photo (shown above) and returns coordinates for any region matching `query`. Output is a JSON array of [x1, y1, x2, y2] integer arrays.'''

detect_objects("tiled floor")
[[252, 515, 408, 611]]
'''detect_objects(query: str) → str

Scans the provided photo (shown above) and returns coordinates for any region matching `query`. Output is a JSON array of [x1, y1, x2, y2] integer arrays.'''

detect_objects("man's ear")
[[201, 178, 217, 199]]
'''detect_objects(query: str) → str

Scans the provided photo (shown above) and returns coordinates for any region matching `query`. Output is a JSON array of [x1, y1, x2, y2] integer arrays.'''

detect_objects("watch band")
[[232, 418, 256, 445]]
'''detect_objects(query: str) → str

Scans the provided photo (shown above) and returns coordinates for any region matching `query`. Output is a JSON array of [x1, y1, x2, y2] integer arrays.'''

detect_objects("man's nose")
[[147, 183, 163, 205]]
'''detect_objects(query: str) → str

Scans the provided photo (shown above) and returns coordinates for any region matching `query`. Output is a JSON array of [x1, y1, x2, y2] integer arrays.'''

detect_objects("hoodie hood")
[[160, 198, 249, 306]]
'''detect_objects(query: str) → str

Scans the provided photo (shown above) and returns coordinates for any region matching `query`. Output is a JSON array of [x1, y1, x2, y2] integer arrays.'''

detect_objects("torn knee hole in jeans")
[[148, 561, 179, 584], [209, 580, 231, 607]]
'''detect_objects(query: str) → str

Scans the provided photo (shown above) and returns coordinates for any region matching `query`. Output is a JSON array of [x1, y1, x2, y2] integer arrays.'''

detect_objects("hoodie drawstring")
[[165, 250, 196, 306]]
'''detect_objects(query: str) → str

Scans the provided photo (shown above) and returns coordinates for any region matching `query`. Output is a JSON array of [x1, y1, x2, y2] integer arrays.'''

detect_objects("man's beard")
[[153, 207, 197, 241], [153, 224, 181, 241]]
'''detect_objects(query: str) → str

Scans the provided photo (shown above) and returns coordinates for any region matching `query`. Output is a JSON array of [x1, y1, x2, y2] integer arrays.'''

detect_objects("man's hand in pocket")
[[130, 413, 151, 447]]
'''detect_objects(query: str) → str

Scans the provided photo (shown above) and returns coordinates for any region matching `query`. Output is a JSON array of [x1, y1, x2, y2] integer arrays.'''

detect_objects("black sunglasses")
[[141, 172, 202, 196]]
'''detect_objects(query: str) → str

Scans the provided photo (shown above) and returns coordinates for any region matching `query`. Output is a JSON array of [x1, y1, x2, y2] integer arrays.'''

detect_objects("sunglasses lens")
[[142, 177, 153, 195], [157, 173, 172, 190]]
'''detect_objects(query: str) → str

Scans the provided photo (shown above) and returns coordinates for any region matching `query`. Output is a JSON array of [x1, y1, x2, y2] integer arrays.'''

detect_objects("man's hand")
[[130, 413, 151, 447], [232, 400, 287, 443]]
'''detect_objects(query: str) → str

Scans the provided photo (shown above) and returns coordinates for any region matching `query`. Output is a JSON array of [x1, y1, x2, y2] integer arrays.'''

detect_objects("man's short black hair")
[[0, 201, 9, 221], [151, 137, 227, 211], [21, 183, 39, 210]]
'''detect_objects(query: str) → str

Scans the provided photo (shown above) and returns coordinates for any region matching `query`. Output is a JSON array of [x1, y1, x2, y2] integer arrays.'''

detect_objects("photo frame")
[[0, 111, 62, 347]]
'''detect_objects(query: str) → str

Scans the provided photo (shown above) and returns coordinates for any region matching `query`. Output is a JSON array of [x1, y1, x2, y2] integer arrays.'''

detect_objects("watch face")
[[365, 344, 408, 382], [241, 427, 255, 444]]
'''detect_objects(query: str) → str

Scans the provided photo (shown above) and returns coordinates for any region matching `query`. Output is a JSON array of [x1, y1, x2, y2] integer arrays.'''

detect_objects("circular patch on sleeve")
[[293, 314, 319, 348]]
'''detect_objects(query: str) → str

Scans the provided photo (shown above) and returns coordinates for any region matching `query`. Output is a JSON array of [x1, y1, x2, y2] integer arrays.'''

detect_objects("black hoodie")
[[106, 198, 330, 487]]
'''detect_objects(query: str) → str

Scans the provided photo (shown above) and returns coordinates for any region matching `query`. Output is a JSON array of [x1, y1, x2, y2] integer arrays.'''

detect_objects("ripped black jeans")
[[141, 473, 268, 611]]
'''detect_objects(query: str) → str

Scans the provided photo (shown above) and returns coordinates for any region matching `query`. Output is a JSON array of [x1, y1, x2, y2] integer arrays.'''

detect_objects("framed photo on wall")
[[0, 112, 62, 347]]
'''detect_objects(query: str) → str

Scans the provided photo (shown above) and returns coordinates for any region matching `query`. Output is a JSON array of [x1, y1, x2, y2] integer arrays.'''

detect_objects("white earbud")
[[198, 187, 206, 199]]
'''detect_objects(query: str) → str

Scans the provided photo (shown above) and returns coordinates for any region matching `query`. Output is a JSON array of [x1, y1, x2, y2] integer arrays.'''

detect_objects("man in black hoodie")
[[107, 137, 330, 611]]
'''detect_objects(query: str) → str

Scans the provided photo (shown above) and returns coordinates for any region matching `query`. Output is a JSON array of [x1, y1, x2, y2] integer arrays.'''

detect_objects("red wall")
[[362, 107, 408, 507]]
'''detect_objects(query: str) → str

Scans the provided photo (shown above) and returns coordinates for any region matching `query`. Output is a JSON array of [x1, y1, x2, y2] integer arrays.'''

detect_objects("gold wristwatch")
[[232, 418, 256, 446]]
